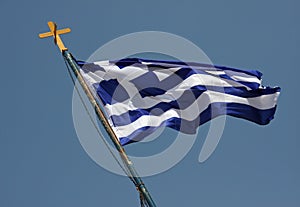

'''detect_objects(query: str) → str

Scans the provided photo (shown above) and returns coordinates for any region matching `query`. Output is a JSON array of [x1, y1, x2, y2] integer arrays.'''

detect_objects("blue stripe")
[[77, 61, 106, 73], [93, 80, 130, 105], [118, 102, 278, 145], [110, 86, 280, 127], [139, 87, 167, 98]]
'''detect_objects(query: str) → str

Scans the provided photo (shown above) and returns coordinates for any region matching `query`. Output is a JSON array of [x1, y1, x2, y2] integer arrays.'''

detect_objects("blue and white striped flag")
[[78, 58, 280, 145]]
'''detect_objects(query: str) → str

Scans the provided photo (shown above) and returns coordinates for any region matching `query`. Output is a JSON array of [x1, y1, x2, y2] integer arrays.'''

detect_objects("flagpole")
[[39, 22, 156, 207]]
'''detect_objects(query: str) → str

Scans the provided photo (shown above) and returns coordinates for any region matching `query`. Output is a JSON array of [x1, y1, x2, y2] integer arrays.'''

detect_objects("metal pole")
[[63, 50, 157, 207]]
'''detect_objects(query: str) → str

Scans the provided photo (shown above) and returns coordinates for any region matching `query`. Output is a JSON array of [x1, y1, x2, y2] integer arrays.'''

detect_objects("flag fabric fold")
[[77, 58, 280, 145]]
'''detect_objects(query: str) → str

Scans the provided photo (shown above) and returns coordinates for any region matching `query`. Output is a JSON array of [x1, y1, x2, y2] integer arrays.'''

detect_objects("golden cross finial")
[[39, 21, 71, 52]]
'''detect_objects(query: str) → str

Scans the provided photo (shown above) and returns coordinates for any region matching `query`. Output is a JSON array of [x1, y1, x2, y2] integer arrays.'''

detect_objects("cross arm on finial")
[[39, 21, 71, 52]]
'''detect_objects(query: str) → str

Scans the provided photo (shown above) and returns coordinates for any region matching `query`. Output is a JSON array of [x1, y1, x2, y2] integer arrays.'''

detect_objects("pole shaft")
[[63, 50, 156, 207]]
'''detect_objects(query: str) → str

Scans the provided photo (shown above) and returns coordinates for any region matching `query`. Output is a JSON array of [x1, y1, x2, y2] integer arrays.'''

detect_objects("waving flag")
[[77, 58, 280, 145]]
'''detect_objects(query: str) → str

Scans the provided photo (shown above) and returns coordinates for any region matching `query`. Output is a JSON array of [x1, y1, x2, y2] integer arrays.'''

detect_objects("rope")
[[63, 56, 148, 206], [139, 191, 149, 207], [63, 57, 136, 183]]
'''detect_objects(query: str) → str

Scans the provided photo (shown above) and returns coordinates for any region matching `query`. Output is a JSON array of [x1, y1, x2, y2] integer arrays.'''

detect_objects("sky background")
[[1, 0, 299, 206]]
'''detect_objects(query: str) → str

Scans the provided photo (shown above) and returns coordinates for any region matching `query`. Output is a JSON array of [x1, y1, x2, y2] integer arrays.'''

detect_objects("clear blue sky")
[[1, 0, 299, 206]]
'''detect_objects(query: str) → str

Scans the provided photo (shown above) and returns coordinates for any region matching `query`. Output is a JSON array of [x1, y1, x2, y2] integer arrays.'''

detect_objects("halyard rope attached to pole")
[[63, 56, 149, 207], [63, 57, 132, 180]]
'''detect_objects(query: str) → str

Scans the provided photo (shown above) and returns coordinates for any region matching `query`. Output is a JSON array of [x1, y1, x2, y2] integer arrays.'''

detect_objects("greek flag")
[[78, 58, 280, 145]]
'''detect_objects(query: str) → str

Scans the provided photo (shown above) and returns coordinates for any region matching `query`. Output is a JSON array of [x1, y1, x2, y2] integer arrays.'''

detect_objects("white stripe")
[[205, 70, 226, 75], [230, 75, 261, 83], [225, 69, 261, 83], [152, 67, 182, 81], [197, 67, 262, 85], [111, 91, 280, 138]]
